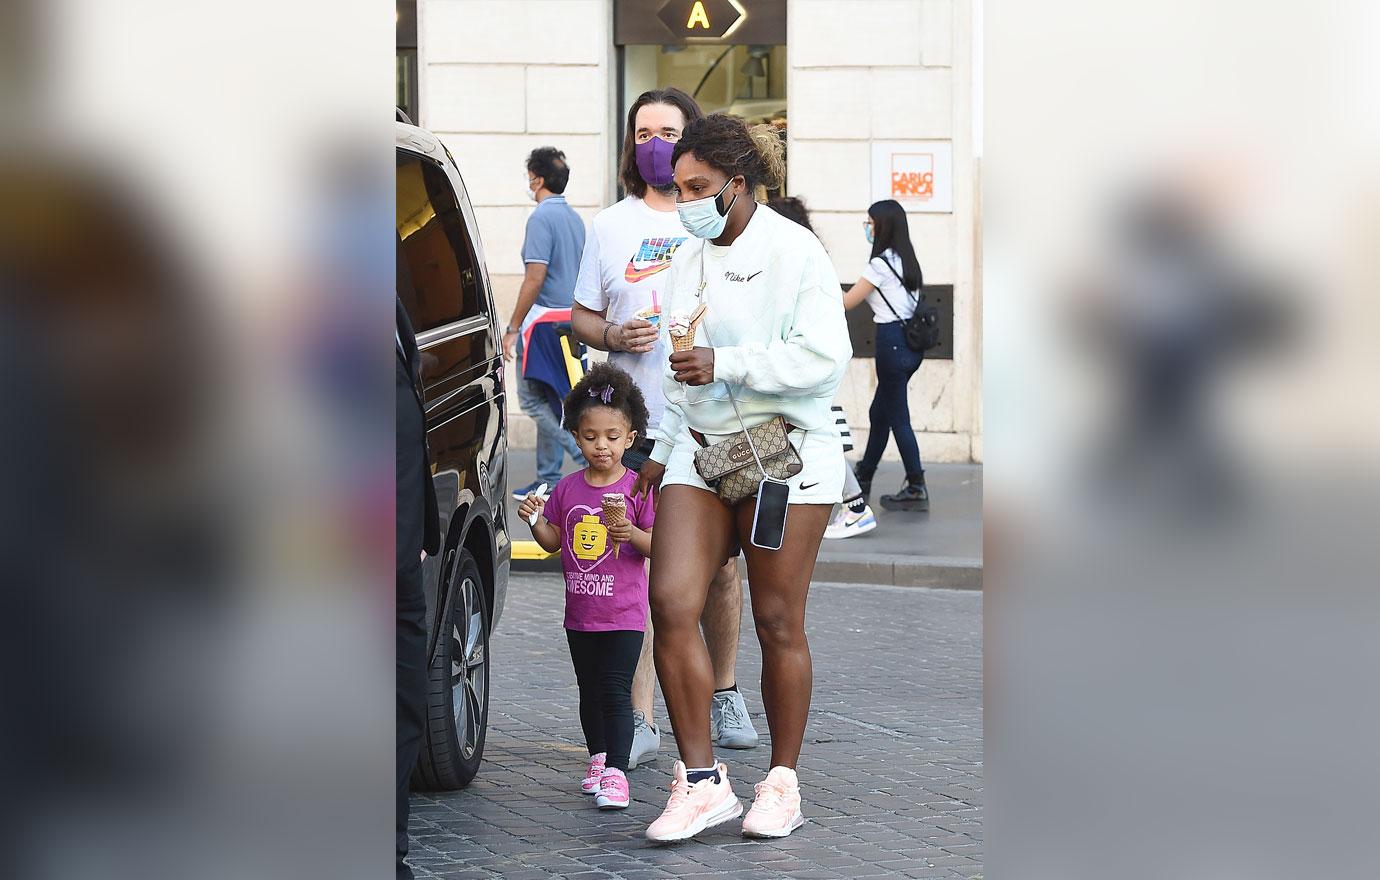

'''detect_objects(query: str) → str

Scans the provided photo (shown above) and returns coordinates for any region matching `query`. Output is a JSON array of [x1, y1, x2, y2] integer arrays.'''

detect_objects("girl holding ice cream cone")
[[518, 363, 655, 811]]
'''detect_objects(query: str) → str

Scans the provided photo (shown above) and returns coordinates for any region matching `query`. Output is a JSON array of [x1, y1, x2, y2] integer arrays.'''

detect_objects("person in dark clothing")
[[843, 199, 930, 511], [396, 297, 439, 880]]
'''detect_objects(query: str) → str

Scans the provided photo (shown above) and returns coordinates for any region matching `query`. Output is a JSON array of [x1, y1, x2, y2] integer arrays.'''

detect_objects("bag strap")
[[872, 254, 919, 324], [697, 249, 769, 477], [693, 248, 805, 477]]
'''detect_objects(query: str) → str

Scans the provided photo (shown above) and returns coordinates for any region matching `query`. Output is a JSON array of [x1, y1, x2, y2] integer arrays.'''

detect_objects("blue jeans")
[[859, 321, 925, 479], [518, 375, 585, 485]]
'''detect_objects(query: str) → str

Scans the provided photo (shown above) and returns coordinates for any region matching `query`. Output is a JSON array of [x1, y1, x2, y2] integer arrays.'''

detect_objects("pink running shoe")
[[595, 767, 630, 810], [645, 761, 743, 843], [741, 766, 805, 838], [581, 753, 607, 795]]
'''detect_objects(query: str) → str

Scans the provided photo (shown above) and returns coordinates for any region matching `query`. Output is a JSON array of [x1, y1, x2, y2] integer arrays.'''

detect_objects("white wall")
[[418, 0, 980, 462], [788, 0, 980, 464], [419, 0, 614, 446]]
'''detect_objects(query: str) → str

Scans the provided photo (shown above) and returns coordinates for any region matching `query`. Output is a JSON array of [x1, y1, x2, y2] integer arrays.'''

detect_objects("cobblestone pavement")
[[409, 574, 982, 879]]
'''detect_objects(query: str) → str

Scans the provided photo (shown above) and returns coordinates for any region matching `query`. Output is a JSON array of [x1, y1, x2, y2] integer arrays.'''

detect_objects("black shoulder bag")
[[874, 258, 940, 353]]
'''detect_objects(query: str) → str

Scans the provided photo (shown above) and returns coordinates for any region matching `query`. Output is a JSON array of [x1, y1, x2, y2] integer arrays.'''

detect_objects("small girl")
[[518, 362, 655, 810]]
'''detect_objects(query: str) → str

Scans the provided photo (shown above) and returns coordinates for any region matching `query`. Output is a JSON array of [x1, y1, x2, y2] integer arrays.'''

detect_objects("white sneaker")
[[823, 505, 877, 539], [629, 710, 661, 769]]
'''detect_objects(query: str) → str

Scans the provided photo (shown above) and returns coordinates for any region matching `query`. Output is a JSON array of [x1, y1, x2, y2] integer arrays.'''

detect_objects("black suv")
[[396, 117, 511, 788]]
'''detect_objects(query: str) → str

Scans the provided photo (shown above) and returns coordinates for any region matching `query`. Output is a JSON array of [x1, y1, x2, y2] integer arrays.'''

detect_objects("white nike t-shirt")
[[861, 249, 919, 324], [573, 196, 690, 432]]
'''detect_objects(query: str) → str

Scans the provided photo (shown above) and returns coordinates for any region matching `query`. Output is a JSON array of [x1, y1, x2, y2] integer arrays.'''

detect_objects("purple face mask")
[[634, 136, 676, 187]]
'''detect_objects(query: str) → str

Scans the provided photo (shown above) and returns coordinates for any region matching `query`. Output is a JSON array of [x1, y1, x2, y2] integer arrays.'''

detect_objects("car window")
[[396, 150, 483, 331]]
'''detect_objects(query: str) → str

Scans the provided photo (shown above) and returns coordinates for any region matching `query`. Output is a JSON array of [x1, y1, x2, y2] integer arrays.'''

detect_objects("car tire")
[[412, 547, 489, 790]]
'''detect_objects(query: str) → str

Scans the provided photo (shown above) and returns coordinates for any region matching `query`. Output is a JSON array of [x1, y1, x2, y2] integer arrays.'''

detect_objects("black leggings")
[[566, 629, 644, 771]]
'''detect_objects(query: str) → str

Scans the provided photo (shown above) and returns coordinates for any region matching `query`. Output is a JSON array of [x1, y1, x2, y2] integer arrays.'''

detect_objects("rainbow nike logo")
[[624, 236, 687, 283]]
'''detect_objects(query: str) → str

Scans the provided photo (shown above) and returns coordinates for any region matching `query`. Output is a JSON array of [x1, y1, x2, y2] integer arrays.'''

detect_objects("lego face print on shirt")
[[571, 512, 609, 563]]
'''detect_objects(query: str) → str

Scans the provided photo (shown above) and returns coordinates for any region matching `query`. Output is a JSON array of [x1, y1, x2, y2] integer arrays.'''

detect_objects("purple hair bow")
[[589, 384, 614, 405]]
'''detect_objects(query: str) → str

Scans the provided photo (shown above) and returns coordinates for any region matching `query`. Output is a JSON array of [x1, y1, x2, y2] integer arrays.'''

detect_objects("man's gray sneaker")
[[629, 710, 660, 769], [711, 689, 759, 749]]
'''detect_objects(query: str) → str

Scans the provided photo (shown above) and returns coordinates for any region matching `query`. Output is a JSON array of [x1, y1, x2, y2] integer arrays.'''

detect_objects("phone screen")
[[751, 478, 790, 550]]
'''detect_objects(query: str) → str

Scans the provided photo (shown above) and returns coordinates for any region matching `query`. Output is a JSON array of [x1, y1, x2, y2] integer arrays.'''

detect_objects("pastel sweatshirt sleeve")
[[649, 394, 684, 465], [713, 246, 850, 397], [649, 257, 687, 466]]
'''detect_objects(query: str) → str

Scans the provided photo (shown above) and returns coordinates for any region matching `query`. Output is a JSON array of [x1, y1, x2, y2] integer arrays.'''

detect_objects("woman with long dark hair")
[[633, 114, 850, 843], [842, 199, 929, 511]]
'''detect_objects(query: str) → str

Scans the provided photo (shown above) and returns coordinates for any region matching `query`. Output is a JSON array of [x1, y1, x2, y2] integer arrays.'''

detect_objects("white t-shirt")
[[861, 249, 918, 324], [573, 197, 690, 432]]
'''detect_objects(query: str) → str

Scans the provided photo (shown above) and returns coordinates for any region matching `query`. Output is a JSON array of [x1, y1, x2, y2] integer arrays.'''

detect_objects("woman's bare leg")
[[735, 502, 832, 769], [649, 485, 736, 769]]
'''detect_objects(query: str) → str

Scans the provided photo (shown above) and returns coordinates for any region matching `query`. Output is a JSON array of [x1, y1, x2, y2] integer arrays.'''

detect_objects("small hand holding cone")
[[602, 492, 627, 559]]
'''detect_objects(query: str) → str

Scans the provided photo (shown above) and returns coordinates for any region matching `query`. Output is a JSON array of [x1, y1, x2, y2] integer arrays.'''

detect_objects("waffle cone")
[[602, 500, 627, 558], [671, 329, 697, 352], [601, 502, 626, 525]]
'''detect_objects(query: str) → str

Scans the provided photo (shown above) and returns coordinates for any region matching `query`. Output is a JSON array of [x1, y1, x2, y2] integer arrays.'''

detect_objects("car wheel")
[[413, 547, 489, 790]]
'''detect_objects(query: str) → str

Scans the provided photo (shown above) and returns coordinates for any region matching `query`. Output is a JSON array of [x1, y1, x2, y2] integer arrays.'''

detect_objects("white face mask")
[[525, 177, 538, 202], [676, 177, 737, 239]]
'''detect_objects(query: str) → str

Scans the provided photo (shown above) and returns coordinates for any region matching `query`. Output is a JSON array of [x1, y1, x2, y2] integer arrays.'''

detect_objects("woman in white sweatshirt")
[[632, 114, 851, 843]]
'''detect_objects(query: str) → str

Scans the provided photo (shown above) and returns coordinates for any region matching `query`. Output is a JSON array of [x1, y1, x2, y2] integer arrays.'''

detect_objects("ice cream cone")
[[671, 328, 698, 352], [669, 304, 707, 353], [602, 493, 627, 559]]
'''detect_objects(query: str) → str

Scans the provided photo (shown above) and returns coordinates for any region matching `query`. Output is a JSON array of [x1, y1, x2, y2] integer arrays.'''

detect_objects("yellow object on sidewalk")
[[512, 539, 555, 561], [559, 332, 585, 387], [511, 327, 581, 567]]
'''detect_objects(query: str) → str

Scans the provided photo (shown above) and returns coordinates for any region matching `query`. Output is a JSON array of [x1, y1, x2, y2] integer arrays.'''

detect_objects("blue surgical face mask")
[[677, 177, 738, 239], [864, 223, 875, 244]]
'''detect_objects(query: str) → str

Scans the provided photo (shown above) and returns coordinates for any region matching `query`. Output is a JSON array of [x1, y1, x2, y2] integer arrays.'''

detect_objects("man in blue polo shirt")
[[504, 146, 588, 498]]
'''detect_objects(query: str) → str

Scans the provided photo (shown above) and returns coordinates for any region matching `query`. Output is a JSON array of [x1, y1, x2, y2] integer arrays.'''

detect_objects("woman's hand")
[[517, 493, 545, 524], [610, 318, 658, 354], [632, 461, 665, 500], [669, 346, 715, 386]]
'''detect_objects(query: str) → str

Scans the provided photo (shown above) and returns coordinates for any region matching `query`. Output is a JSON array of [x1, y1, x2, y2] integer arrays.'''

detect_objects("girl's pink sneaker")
[[595, 767, 630, 810], [581, 753, 607, 794]]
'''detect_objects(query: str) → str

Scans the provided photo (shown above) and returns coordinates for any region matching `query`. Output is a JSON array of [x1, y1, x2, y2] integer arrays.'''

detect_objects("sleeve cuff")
[[649, 440, 674, 466], [714, 346, 747, 385], [573, 289, 606, 312], [523, 258, 550, 265]]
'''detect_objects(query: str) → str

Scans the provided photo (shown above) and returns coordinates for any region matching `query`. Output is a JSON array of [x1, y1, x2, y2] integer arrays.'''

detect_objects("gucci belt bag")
[[692, 416, 803, 506]]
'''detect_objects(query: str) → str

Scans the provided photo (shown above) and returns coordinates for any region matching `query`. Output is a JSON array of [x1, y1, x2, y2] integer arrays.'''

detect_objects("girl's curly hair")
[[562, 361, 650, 440], [671, 113, 785, 195]]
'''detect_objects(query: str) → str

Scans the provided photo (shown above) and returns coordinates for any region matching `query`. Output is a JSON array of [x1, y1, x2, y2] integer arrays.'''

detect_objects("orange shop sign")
[[871, 141, 953, 213]]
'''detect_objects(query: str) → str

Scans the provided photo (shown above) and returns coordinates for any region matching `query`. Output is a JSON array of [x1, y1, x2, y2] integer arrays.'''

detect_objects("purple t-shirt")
[[544, 469, 655, 632]]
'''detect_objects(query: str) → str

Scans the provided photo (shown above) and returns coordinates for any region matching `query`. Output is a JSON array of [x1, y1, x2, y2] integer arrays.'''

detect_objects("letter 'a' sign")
[[656, 0, 747, 40], [615, 0, 782, 46]]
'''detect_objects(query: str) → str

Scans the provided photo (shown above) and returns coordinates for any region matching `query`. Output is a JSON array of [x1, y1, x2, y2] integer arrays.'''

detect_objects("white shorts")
[[662, 425, 844, 506]]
